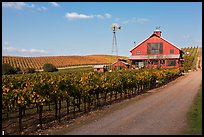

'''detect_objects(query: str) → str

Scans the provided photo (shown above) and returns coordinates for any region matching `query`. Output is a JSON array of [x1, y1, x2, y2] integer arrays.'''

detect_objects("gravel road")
[[63, 70, 202, 135]]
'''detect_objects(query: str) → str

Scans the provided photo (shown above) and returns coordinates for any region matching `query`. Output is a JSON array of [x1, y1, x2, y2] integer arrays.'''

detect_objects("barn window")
[[136, 50, 141, 54], [170, 49, 174, 54], [166, 60, 176, 66], [147, 42, 163, 54], [159, 43, 163, 54], [147, 43, 151, 54], [151, 43, 159, 54]]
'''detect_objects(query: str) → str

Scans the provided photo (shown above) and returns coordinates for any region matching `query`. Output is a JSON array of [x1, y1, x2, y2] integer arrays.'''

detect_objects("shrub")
[[15, 67, 22, 74], [42, 63, 58, 72], [26, 68, 36, 73], [2, 63, 15, 75], [21, 67, 36, 74]]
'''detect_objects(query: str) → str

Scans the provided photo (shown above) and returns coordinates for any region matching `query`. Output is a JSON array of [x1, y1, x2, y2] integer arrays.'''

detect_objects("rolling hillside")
[[2, 55, 129, 70]]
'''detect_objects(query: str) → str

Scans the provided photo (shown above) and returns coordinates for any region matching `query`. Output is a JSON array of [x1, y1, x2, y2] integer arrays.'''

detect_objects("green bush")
[[15, 67, 22, 74], [42, 63, 58, 72], [26, 68, 35, 73], [2, 63, 16, 75], [21, 67, 36, 74]]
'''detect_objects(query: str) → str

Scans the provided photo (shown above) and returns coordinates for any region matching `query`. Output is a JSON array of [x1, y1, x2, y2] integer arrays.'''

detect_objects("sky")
[[2, 2, 202, 57]]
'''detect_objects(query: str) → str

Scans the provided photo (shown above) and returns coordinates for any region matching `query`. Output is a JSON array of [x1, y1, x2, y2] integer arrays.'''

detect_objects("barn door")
[[138, 61, 144, 68]]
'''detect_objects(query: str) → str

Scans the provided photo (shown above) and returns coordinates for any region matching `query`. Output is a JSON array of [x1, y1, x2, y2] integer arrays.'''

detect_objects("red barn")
[[112, 58, 130, 69], [129, 29, 184, 69]]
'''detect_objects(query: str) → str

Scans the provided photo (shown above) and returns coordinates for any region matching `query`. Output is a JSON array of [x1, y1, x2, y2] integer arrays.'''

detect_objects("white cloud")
[[96, 14, 104, 19], [115, 17, 121, 22], [2, 2, 49, 12], [94, 13, 112, 19], [29, 4, 35, 8], [2, 2, 27, 9], [122, 20, 130, 25], [3, 46, 48, 54], [3, 47, 16, 52], [136, 18, 149, 24], [120, 17, 149, 25], [65, 12, 94, 20], [65, 12, 112, 20], [37, 7, 47, 12], [104, 13, 112, 19], [49, 2, 60, 7]]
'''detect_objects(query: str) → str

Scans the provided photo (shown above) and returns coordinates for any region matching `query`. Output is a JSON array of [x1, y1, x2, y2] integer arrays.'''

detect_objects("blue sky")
[[2, 2, 202, 57]]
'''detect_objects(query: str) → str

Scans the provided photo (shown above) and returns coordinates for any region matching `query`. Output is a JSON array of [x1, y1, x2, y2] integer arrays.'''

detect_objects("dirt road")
[[60, 70, 202, 135]]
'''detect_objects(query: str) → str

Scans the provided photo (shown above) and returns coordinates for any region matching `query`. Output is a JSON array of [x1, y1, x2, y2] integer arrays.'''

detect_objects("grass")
[[186, 82, 202, 135]]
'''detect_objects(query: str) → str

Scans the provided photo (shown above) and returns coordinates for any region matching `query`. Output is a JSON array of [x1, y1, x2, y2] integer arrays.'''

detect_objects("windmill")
[[111, 23, 121, 56], [155, 26, 161, 30]]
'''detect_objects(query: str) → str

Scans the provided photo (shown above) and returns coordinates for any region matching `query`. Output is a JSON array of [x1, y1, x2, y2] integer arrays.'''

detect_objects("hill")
[[2, 55, 129, 70]]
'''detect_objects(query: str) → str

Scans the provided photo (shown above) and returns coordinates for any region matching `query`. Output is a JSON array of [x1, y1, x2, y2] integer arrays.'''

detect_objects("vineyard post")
[[110, 91, 113, 104], [105, 91, 108, 105], [48, 102, 51, 111], [120, 91, 122, 99], [19, 106, 23, 134], [115, 91, 117, 100], [66, 99, 70, 115], [39, 104, 43, 129], [35, 99, 38, 114], [23, 106, 26, 116], [129, 89, 131, 98], [73, 96, 76, 118], [77, 96, 81, 112], [88, 96, 91, 112], [54, 99, 58, 120], [6, 106, 9, 120], [58, 99, 61, 122], [132, 87, 134, 96], [127, 89, 130, 98], [136, 83, 139, 95], [96, 92, 99, 107], [83, 96, 86, 112]]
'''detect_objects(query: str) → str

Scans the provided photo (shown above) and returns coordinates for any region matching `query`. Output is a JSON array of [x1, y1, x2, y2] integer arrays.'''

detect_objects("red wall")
[[94, 68, 105, 72], [131, 35, 180, 56], [113, 61, 127, 67]]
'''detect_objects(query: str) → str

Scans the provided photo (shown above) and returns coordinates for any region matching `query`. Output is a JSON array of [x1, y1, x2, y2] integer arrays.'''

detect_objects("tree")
[[2, 63, 16, 75], [42, 63, 58, 72]]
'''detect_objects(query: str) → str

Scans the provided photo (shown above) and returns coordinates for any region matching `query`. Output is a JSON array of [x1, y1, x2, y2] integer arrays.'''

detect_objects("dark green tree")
[[42, 63, 58, 72], [2, 63, 16, 75]]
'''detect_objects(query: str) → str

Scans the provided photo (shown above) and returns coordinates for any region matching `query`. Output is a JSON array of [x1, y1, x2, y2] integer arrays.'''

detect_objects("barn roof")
[[93, 65, 106, 69], [130, 33, 182, 52], [112, 60, 129, 65]]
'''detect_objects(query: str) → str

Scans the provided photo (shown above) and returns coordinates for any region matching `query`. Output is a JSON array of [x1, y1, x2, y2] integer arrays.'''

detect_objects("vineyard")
[[181, 47, 202, 71], [2, 55, 129, 70], [2, 68, 182, 135], [2, 46, 202, 135]]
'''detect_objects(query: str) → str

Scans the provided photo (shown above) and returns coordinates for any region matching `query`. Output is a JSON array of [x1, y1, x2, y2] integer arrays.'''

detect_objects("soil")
[[30, 69, 202, 135]]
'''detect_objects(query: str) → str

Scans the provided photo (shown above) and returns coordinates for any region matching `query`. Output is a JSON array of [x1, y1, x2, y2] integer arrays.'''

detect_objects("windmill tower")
[[111, 23, 121, 56]]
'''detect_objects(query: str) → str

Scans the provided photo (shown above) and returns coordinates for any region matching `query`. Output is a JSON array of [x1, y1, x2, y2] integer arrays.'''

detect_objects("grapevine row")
[[2, 55, 128, 70], [181, 46, 200, 71], [2, 68, 182, 134]]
